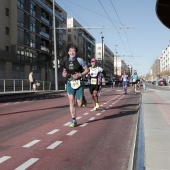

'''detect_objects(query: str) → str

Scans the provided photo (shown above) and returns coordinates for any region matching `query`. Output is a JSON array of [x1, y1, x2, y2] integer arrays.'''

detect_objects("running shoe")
[[92, 106, 97, 111], [69, 119, 77, 127], [96, 102, 99, 108]]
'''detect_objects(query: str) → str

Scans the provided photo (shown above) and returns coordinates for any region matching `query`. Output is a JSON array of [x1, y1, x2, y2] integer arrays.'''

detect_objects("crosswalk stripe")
[[14, 158, 39, 170], [46, 141, 63, 149], [83, 112, 89, 115], [22, 140, 41, 148], [89, 117, 95, 121], [0, 156, 11, 163]]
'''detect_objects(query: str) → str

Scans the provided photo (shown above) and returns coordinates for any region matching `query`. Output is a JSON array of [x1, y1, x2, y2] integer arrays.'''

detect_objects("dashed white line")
[[46, 141, 63, 149], [66, 130, 78, 136], [79, 123, 88, 127], [76, 116, 82, 120], [14, 158, 39, 170], [101, 110, 106, 112], [47, 129, 60, 135], [83, 112, 89, 115], [22, 140, 41, 148], [63, 122, 71, 126], [89, 117, 95, 121], [96, 113, 101, 116], [0, 156, 11, 163]]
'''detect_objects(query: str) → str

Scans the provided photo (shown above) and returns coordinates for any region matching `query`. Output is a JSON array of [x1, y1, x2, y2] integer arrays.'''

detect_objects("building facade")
[[96, 43, 114, 79], [0, 0, 67, 88]]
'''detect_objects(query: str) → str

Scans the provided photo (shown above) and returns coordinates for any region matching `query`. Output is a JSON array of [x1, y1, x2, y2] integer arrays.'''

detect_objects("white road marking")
[[0, 156, 11, 163], [96, 113, 101, 116], [14, 158, 39, 170], [47, 129, 60, 135], [66, 130, 78, 136], [76, 116, 82, 120], [13, 102, 19, 105], [2, 103, 9, 106], [22, 140, 41, 148], [101, 110, 106, 112], [79, 123, 88, 127], [63, 122, 71, 126], [103, 103, 107, 104], [46, 141, 63, 149], [105, 107, 109, 109], [89, 117, 95, 121], [83, 112, 89, 115]]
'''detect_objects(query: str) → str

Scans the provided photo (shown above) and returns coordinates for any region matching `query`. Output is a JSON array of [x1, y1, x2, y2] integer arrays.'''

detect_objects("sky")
[[56, 0, 170, 76]]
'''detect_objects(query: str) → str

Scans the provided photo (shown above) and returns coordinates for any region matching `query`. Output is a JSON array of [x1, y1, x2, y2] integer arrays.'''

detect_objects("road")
[[0, 87, 141, 170]]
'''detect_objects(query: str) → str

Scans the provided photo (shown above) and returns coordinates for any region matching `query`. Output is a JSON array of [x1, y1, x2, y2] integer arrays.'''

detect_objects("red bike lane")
[[0, 87, 141, 170]]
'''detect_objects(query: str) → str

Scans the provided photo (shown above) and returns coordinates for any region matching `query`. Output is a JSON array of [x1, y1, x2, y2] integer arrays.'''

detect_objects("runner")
[[62, 46, 89, 127], [88, 58, 103, 111], [131, 70, 138, 94], [121, 70, 129, 94]]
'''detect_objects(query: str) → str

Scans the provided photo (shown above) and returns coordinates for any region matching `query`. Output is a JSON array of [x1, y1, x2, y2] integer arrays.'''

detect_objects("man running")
[[62, 46, 89, 127]]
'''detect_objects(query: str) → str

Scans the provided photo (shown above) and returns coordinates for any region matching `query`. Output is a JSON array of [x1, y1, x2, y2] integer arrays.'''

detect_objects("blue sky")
[[56, 0, 170, 75]]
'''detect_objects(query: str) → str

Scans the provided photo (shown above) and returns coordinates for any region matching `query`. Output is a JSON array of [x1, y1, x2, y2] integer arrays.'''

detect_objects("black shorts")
[[89, 84, 100, 94]]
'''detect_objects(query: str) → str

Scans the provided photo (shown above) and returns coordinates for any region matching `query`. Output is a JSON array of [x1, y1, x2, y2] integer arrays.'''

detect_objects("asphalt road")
[[0, 87, 141, 170]]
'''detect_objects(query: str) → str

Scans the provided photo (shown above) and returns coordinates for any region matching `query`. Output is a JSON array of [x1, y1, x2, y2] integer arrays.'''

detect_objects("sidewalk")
[[142, 87, 170, 170]]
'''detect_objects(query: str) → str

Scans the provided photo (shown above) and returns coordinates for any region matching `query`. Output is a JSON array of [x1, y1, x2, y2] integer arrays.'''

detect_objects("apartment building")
[[114, 58, 131, 77], [160, 45, 170, 72], [0, 0, 67, 87], [67, 18, 95, 66], [96, 43, 114, 78]]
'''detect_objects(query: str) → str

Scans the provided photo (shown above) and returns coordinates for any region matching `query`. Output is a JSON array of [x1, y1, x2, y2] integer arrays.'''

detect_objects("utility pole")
[[53, 0, 58, 91], [115, 45, 118, 78], [101, 36, 104, 68]]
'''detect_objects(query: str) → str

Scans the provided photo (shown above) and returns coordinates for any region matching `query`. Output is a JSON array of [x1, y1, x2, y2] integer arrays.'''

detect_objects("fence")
[[0, 79, 51, 92]]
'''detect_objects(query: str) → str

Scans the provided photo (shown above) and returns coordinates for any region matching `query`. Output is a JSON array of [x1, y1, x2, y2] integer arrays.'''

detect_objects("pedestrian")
[[29, 70, 35, 91], [121, 70, 129, 94], [88, 58, 103, 111], [62, 46, 89, 127], [131, 70, 138, 94]]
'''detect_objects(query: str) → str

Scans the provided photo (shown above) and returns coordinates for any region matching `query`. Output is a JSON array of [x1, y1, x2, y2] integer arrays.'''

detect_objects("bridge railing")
[[0, 79, 51, 92]]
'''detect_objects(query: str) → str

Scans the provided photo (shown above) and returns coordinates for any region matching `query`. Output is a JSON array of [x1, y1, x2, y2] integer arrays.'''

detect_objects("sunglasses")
[[91, 61, 95, 63]]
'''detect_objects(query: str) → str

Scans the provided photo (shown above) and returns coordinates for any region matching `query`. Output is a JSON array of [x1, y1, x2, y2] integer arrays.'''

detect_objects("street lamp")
[[115, 45, 118, 78], [101, 36, 104, 68], [53, 0, 58, 91]]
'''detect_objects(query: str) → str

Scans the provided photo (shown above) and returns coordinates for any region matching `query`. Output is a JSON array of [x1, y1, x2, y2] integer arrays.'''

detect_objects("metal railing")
[[0, 79, 51, 92]]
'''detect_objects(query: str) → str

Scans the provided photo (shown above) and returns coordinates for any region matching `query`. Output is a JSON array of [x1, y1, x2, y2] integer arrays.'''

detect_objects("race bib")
[[70, 80, 81, 89], [91, 78, 97, 85]]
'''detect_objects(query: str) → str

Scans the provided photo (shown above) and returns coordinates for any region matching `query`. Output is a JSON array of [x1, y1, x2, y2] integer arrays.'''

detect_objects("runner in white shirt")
[[121, 70, 129, 94]]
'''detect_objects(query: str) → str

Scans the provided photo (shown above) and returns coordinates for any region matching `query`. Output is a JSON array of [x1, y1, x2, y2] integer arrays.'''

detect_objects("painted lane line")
[[47, 129, 60, 135], [101, 110, 106, 112], [46, 141, 63, 149], [96, 113, 101, 116], [79, 123, 88, 127], [89, 117, 95, 121], [83, 112, 89, 115], [63, 122, 71, 126], [2, 103, 9, 106], [66, 130, 78, 136], [14, 158, 39, 170], [76, 116, 82, 120], [13, 102, 20, 105], [0, 156, 11, 163], [22, 140, 41, 148], [103, 103, 107, 105]]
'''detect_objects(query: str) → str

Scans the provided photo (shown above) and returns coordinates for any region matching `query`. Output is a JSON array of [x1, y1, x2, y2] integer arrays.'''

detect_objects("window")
[[6, 46, 9, 52], [5, 8, 9, 16], [6, 27, 9, 35]]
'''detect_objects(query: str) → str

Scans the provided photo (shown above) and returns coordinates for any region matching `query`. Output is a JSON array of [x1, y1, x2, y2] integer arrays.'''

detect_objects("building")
[[96, 43, 114, 79], [0, 0, 67, 89], [160, 45, 170, 72], [114, 58, 131, 77], [67, 18, 95, 66]]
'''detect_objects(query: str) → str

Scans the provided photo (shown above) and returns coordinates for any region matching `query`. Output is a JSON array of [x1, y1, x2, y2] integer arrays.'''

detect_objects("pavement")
[[142, 84, 170, 170], [1, 85, 170, 170]]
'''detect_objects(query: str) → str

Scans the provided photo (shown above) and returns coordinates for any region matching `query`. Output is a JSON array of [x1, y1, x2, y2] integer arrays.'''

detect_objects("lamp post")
[[53, 0, 58, 91], [101, 36, 104, 68], [115, 45, 118, 78]]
